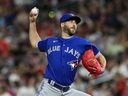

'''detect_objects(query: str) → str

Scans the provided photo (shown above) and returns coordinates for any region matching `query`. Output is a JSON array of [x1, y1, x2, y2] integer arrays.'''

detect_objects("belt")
[[48, 79, 70, 92]]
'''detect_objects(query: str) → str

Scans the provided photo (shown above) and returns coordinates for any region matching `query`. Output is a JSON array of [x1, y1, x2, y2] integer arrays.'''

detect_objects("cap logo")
[[60, 13, 81, 24], [70, 13, 74, 16]]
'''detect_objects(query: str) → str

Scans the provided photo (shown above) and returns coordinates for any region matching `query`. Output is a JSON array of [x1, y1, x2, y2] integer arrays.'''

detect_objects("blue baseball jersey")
[[38, 36, 100, 86]]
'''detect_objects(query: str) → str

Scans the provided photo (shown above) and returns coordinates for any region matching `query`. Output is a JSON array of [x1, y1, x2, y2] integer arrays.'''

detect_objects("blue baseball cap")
[[60, 13, 81, 24]]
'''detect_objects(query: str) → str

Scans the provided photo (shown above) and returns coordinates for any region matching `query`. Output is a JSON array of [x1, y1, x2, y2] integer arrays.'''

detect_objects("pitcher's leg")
[[35, 79, 61, 96], [35, 79, 45, 96], [64, 89, 91, 96]]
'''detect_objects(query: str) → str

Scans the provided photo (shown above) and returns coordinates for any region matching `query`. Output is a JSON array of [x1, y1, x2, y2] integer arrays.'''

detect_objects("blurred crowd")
[[0, 0, 128, 96]]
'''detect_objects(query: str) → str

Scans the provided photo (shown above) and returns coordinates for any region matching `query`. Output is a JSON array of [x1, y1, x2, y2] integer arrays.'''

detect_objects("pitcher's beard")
[[67, 28, 76, 36], [63, 26, 77, 36]]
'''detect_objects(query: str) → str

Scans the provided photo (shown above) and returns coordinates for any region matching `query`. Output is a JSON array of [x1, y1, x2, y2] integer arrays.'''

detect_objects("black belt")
[[48, 79, 70, 92]]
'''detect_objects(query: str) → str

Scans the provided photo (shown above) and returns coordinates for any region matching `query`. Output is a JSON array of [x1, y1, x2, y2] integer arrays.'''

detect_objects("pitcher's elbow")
[[30, 41, 37, 48]]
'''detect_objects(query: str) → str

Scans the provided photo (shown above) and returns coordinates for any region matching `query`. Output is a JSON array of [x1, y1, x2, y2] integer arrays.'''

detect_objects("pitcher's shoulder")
[[45, 36, 58, 40], [75, 36, 90, 43]]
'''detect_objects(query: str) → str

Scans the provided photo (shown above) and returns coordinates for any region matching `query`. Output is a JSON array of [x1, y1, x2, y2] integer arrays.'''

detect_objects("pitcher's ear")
[[61, 23, 64, 27]]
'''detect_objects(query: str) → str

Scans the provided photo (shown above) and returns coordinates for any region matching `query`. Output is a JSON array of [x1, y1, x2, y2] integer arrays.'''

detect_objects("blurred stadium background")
[[0, 0, 128, 96]]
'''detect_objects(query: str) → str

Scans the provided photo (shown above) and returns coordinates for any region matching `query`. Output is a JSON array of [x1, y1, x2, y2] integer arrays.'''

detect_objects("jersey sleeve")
[[85, 43, 100, 57], [37, 39, 48, 52]]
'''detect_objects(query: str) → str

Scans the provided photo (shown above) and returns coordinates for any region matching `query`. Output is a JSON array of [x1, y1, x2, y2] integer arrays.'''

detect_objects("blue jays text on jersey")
[[38, 36, 100, 86], [48, 46, 80, 59]]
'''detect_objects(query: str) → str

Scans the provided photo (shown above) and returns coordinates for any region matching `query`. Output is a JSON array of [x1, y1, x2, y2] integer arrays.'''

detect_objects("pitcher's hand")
[[29, 7, 39, 22]]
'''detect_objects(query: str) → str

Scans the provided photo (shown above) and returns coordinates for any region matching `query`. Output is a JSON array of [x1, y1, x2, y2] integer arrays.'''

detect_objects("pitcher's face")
[[62, 20, 77, 36]]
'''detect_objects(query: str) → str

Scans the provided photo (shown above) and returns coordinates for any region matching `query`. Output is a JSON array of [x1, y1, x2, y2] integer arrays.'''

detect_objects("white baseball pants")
[[35, 78, 91, 96]]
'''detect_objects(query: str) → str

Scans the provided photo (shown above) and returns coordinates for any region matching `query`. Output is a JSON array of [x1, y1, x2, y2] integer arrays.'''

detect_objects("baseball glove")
[[81, 49, 103, 77]]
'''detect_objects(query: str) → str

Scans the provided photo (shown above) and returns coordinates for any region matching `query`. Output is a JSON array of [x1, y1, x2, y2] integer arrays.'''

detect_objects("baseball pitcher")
[[29, 7, 106, 96]]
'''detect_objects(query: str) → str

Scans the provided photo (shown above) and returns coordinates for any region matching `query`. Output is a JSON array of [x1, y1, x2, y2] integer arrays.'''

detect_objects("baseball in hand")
[[31, 7, 38, 14]]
